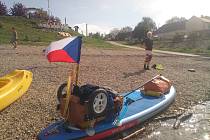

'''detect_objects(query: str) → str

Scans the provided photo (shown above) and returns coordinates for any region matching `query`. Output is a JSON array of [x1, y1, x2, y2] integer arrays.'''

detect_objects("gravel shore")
[[0, 45, 210, 140]]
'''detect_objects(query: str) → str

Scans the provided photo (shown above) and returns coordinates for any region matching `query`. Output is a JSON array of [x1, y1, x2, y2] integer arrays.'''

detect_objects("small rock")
[[178, 107, 185, 111], [188, 69, 196, 72]]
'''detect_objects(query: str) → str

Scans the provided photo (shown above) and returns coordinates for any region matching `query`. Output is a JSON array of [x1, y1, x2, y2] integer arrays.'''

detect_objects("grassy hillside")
[[0, 16, 78, 45], [0, 16, 117, 48], [122, 39, 210, 56], [154, 40, 210, 56]]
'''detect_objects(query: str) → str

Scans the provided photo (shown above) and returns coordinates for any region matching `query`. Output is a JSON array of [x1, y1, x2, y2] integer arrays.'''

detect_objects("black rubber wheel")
[[88, 89, 109, 117], [56, 82, 67, 110], [57, 82, 67, 98]]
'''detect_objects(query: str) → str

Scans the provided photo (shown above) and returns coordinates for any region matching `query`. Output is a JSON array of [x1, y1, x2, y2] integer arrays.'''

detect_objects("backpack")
[[143, 76, 172, 96]]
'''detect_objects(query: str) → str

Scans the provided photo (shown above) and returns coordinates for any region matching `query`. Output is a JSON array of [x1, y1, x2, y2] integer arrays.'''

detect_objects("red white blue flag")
[[45, 36, 82, 63]]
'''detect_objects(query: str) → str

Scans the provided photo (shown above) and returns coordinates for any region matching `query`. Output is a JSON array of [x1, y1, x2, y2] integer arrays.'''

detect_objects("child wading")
[[142, 31, 153, 70]]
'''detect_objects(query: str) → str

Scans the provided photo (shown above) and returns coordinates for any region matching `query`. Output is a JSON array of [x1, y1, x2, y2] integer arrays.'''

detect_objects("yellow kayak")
[[0, 70, 33, 111]]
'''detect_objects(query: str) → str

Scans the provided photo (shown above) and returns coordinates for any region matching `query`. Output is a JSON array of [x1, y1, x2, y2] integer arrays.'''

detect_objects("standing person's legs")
[[144, 51, 152, 70], [144, 55, 148, 70], [11, 40, 15, 48], [11, 40, 17, 49], [146, 54, 152, 70], [11, 42, 15, 48], [144, 55, 151, 70], [14, 41, 17, 48]]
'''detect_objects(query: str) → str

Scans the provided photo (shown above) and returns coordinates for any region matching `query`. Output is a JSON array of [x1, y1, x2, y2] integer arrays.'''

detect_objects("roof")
[[188, 16, 210, 23], [154, 16, 210, 35], [197, 17, 210, 23], [26, 8, 47, 13], [26, 8, 40, 11], [155, 21, 186, 34]]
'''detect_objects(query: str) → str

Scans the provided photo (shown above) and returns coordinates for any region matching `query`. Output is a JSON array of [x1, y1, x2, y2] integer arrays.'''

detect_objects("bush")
[[188, 32, 199, 41], [172, 33, 183, 43], [23, 35, 29, 41], [10, 3, 26, 16], [30, 21, 38, 28], [0, 22, 3, 28], [207, 45, 210, 50], [0, 1, 7, 16], [127, 38, 139, 45], [30, 21, 37, 25], [33, 37, 41, 42]]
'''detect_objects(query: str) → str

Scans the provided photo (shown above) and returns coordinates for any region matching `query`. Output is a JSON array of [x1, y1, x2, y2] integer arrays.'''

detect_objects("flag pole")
[[63, 69, 74, 120], [75, 63, 80, 85], [63, 63, 79, 120]]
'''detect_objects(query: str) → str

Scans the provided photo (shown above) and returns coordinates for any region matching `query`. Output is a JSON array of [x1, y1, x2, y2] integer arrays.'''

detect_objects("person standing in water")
[[142, 31, 153, 70], [10, 27, 18, 49]]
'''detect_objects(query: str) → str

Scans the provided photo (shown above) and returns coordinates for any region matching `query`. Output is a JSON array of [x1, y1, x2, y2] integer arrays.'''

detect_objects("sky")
[[2, 0, 210, 34]]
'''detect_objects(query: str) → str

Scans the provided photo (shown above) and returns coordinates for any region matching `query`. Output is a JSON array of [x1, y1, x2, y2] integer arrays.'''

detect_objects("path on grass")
[[107, 41, 200, 57]]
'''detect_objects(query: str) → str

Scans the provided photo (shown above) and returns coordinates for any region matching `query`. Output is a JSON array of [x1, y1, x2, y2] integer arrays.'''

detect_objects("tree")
[[49, 15, 55, 21], [10, 3, 26, 16], [166, 16, 187, 24], [115, 26, 133, 41], [0, 1, 7, 15], [54, 17, 61, 24], [133, 17, 157, 40], [120, 26, 133, 33], [89, 32, 103, 39], [108, 28, 120, 40], [33, 8, 49, 20]]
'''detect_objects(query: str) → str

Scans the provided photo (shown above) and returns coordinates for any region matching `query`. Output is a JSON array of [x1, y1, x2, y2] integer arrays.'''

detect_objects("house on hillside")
[[26, 8, 48, 19], [38, 23, 71, 32], [155, 16, 210, 39], [74, 26, 79, 32], [27, 8, 67, 31], [155, 21, 186, 39], [186, 16, 210, 32]]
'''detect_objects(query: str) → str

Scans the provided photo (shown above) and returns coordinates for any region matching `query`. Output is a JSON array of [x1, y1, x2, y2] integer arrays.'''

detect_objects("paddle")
[[124, 74, 160, 98], [113, 96, 146, 126]]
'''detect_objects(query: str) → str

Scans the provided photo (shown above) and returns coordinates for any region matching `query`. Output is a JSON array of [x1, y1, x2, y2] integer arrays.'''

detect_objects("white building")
[[155, 16, 210, 39]]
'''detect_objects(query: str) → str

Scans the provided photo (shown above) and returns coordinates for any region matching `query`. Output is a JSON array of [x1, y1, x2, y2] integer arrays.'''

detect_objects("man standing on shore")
[[142, 31, 153, 70], [11, 27, 18, 49]]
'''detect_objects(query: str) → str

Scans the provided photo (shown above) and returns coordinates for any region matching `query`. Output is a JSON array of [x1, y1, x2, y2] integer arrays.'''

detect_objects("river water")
[[143, 101, 210, 140]]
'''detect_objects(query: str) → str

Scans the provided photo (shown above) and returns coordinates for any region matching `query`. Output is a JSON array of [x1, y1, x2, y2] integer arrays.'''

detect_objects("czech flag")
[[45, 36, 82, 63]]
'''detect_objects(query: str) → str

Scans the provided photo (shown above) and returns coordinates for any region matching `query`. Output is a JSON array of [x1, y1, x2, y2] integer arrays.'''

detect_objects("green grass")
[[0, 16, 77, 45], [154, 40, 210, 56], [122, 39, 210, 56], [83, 37, 120, 49], [0, 16, 119, 49]]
